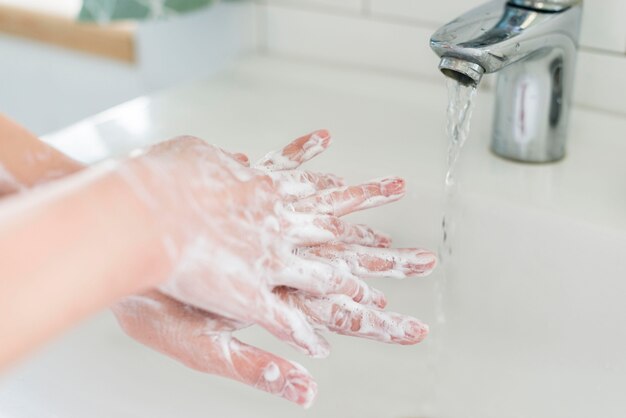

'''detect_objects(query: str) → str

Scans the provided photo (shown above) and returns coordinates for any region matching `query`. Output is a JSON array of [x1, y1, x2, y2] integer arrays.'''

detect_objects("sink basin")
[[1, 57, 625, 418]]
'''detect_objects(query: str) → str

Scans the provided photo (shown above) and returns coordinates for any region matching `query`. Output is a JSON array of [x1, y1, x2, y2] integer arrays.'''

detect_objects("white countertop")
[[44, 56, 626, 234]]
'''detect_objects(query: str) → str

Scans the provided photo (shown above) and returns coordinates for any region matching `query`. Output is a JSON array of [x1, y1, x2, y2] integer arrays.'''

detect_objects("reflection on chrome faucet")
[[430, 0, 583, 163]]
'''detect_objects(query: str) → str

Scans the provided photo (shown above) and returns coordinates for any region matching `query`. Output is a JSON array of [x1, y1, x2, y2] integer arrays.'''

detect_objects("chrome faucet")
[[430, 0, 583, 163]]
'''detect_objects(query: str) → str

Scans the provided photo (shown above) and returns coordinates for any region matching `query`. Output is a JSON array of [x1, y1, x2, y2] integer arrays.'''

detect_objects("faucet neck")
[[508, 0, 581, 12]]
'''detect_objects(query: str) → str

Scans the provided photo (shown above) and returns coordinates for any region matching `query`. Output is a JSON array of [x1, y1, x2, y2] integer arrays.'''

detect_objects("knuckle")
[[330, 217, 345, 235], [331, 306, 351, 330]]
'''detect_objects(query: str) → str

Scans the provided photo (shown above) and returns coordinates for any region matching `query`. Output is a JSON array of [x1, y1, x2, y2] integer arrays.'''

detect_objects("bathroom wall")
[[255, 0, 626, 116]]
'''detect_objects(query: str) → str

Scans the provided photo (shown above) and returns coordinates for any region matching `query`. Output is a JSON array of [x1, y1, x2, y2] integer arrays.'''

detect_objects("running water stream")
[[442, 81, 477, 259], [425, 79, 478, 415], [436, 79, 477, 323]]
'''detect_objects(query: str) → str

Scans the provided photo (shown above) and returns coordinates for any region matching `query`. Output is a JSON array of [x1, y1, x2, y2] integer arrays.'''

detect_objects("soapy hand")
[[113, 131, 436, 407], [124, 135, 383, 356]]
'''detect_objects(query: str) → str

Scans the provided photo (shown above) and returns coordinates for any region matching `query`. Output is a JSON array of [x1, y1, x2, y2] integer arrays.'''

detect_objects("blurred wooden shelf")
[[0, 3, 136, 63]]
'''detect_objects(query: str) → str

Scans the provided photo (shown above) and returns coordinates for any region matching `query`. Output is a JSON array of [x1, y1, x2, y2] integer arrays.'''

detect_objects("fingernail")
[[421, 254, 438, 272], [371, 288, 388, 309], [283, 370, 318, 408], [376, 233, 393, 248], [404, 320, 429, 343], [381, 177, 406, 197], [234, 153, 249, 164], [311, 129, 331, 146], [408, 251, 438, 276], [305, 130, 331, 153]]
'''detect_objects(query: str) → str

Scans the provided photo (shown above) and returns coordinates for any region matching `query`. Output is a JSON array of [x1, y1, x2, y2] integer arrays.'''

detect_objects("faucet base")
[[489, 146, 566, 164], [489, 46, 575, 163], [490, 139, 567, 164]]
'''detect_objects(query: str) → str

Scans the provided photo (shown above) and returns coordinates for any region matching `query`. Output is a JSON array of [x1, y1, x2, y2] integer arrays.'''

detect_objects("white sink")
[[1, 57, 625, 418]]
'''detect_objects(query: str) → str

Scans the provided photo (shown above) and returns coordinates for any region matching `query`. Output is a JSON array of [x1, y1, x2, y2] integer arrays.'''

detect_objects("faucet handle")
[[508, 0, 581, 12]]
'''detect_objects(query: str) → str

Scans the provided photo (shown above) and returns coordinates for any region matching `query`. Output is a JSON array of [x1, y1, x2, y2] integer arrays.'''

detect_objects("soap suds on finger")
[[262, 362, 281, 382]]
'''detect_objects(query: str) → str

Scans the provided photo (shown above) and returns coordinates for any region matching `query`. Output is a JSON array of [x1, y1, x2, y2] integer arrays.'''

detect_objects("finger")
[[256, 130, 331, 171], [114, 293, 319, 407], [292, 177, 406, 217], [269, 170, 345, 200], [231, 340, 318, 408], [316, 296, 429, 344], [303, 244, 437, 279], [279, 291, 429, 345], [273, 257, 387, 308], [205, 336, 318, 408], [283, 212, 392, 248], [254, 293, 331, 359]]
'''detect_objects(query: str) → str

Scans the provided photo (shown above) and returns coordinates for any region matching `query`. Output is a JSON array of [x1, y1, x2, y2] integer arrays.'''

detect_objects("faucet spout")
[[438, 57, 485, 87], [430, 0, 583, 162]]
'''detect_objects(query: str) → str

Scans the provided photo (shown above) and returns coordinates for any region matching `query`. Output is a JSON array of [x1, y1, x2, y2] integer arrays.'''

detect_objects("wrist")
[[94, 160, 177, 292]]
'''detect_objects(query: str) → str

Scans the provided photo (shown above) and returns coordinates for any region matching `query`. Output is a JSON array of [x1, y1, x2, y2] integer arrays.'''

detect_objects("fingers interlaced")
[[233, 131, 430, 354], [276, 290, 429, 345], [253, 293, 331, 359], [108, 130, 435, 409], [273, 256, 387, 308], [283, 212, 391, 248]]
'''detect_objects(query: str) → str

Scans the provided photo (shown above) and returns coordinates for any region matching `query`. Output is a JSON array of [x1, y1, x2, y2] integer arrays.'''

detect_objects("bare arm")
[[0, 154, 171, 369], [0, 114, 82, 194]]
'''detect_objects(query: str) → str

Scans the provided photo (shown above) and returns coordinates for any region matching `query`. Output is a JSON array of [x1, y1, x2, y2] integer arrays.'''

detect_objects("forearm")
[[0, 162, 171, 369], [0, 113, 82, 193]]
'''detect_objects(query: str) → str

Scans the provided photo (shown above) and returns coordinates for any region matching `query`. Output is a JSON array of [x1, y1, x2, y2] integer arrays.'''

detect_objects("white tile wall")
[[264, 5, 438, 79], [370, 0, 484, 26], [579, 0, 626, 53], [257, 0, 626, 116], [575, 50, 626, 115], [265, 0, 362, 13]]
